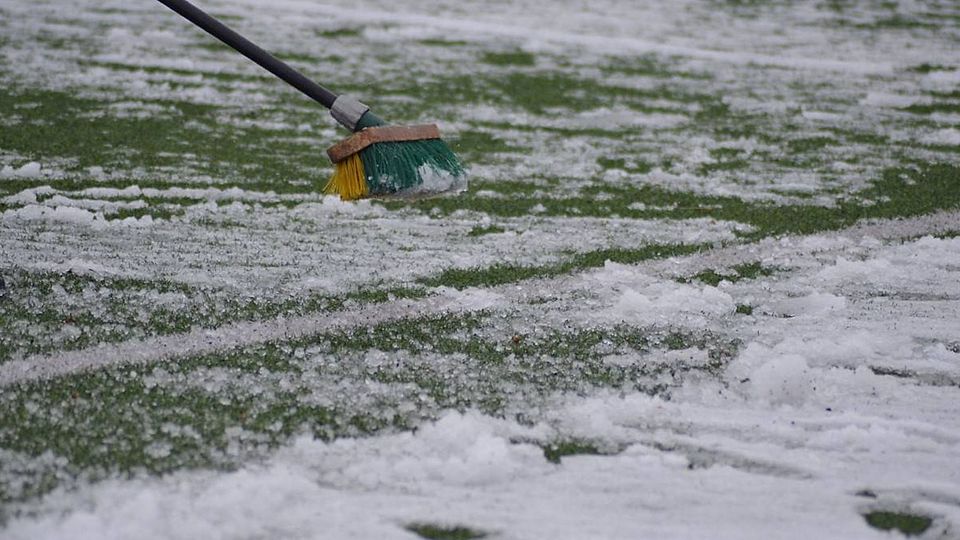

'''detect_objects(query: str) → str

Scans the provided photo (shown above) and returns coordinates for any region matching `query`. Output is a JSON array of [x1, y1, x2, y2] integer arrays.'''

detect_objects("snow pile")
[[921, 128, 960, 147], [434, 286, 505, 311], [396, 165, 468, 198], [593, 261, 736, 325], [7, 389, 959, 539], [727, 343, 814, 406], [859, 92, 920, 108], [922, 69, 960, 89], [292, 411, 550, 489], [0, 162, 43, 178], [772, 291, 846, 317], [2, 205, 154, 228], [1, 412, 548, 540]]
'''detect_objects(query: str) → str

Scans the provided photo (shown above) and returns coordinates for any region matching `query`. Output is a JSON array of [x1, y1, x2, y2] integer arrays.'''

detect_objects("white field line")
[[226, 0, 895, 75], [1, 211, 956, 389], [0, 297, 453, 388]]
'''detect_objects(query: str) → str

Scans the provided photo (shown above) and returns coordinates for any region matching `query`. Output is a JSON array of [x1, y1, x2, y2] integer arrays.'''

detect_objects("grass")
[[390, 161, 960, 292], [317, 27, 363, 38], [542, 440, 606, 464], [481, 50, 536, 67], [381, 70, 712, 118], [420, 244, 705, 289], [467, 224, 506, 237], [0, 267, 426, 362], [0, 87, 328, 192], [863, 511, 932, 536], [902, 102, 960, 115], [679, 262, 778, 287], [600, 54, 710, 80], [406, 523, 487, 540], [908, 63, 954, 73], [597, 156, 654, 174], [0, 365, 397, 505], [77, 60, 266, 85], [3, 4, 960, 532], [0, 313, 738, 505], [391, 163, 960, 240], [449, 130, 519, 158]]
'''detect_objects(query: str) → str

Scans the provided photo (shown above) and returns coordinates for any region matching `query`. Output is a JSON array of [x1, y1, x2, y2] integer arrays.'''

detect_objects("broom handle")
[[155, 0, 339, 109]]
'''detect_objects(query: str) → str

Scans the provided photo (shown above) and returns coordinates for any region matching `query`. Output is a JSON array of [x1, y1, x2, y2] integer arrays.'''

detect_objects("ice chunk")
[[750, 354, 812, 406], [0, 162, 42, 178]]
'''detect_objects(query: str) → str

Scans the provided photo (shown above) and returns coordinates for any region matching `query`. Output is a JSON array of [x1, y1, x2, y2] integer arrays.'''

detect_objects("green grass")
[[381, 70, 712, 117], [786, 136, 837, 154], [406, 523, 487, 540], [77, 60, 266, 84], [908, 63, 954, 73], [862, 16, 937, 30], [317, 27, 363, 38], [863, 511, 932, 536], [392, 163, 960, 240], [600, 54, 710, 80], [467, 224, 506, 237], [0, 312, 738, 505], [0, 87, 328, 191], [481, 50, 536, 67], [597, 156, 654, 174], [697, 158, 750, 176], [542, 440, 606, 464], [420, 244, 705, 289], [0, 365, 397, 505], [0, 268, 427, 362], [679, 262, 777, 287], [902, 102, 960, 115], [449, 130, 519, 159], [419, 38, 470, 47]]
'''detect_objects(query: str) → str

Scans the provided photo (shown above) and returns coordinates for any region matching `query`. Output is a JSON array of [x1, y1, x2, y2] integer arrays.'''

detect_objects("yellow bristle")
[[323, 154, 368, 200]]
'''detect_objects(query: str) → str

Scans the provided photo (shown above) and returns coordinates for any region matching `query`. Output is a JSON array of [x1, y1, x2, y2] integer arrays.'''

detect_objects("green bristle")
[[360, 138, 465, 195], [352, 111, 465, 197]]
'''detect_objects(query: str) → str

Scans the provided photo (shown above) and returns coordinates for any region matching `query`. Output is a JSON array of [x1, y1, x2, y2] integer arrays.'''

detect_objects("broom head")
[[324, 123, 466, 201]]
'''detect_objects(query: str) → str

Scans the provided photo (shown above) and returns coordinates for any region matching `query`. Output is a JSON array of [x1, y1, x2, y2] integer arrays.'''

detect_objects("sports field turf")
[[1, 1, 959, 537]]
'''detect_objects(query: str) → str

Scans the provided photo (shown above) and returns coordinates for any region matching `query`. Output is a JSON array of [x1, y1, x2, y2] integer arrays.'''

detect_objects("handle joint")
[[330, 95, 370, 132]]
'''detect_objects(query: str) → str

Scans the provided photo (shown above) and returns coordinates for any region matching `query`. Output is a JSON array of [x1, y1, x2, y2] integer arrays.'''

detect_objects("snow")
[[730, 344, 813, 405], [923, 69, 960, 90], [0, 162, 43, 179], [860, 92, 922, 108], [773, 291, 847, 317], [922, 128, 960, 147], [2, 204, 155, 229], [599, 266, 737, 326], [2, 0, 960, 537], [6, 384, 960, 539], [400, 164, 468, 197]]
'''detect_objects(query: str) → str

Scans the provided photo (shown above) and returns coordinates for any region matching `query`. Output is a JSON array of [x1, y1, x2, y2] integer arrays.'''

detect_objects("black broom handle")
[[155, 0, 339, 109]]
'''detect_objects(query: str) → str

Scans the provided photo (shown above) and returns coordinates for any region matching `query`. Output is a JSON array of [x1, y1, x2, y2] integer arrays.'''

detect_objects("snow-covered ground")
[[1, 0, 959, 538]]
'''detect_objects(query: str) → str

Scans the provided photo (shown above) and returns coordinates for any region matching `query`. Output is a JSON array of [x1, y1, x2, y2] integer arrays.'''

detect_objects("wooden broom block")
[[326, 124, 441, 163]]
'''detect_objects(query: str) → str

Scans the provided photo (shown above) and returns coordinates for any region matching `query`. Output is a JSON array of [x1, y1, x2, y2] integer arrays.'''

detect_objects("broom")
[[155, 0, 465, 200]]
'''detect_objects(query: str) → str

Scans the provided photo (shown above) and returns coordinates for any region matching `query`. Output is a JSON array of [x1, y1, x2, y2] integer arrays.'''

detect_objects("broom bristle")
[[359, 138, 465, 197], [324, 153, 368, 200], [323, 112, 466, 200]]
